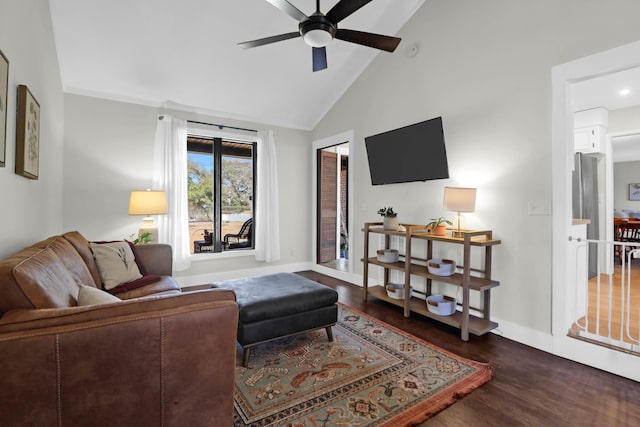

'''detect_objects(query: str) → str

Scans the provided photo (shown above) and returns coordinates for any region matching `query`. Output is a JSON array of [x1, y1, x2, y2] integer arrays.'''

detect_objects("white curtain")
[[152, 115, 191, 271], [255, 130, 280, 262]]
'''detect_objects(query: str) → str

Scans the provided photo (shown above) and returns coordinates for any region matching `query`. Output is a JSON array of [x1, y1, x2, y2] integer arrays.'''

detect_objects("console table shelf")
[[367, 286, 498, 336], [362, 222, 501, 341], [365, 257, 500, 291]]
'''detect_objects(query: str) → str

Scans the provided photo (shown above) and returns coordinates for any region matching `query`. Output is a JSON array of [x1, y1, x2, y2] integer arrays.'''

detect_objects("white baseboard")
[[462, 316, 638, 381], [550, 334, 640, 381], [489, 316, 554, 353]]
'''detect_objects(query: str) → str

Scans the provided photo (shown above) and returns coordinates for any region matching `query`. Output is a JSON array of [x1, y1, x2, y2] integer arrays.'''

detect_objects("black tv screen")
[[365, 117, 449, 185]]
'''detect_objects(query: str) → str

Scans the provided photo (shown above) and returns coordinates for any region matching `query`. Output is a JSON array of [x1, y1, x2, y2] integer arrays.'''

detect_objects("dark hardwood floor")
[[296, 271, 640, 427]]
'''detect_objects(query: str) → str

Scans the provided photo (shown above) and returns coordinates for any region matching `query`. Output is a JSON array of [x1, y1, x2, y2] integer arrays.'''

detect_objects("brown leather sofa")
[[0, 231, 238, 426]]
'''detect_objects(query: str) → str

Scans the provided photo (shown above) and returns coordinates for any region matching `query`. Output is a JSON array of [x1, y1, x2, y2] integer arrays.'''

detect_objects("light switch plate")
[[528, 200, 552, 215]]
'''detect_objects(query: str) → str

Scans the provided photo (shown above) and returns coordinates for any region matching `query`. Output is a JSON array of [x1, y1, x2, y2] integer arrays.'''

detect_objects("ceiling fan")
[[238, 0, 401, 72]]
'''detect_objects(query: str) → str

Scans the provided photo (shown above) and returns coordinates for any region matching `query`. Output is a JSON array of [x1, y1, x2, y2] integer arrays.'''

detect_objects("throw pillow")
[[92, 240, 149, 275], [77, 285, 121, 306], [90, 241, 143, 290]]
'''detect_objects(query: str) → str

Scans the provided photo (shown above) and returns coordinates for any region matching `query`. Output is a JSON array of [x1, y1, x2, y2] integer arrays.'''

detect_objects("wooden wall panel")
[[318, 151, 337, 263]]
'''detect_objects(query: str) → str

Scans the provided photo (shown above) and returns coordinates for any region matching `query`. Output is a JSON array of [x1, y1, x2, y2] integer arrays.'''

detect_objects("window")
[[187, 135, 256, 254]]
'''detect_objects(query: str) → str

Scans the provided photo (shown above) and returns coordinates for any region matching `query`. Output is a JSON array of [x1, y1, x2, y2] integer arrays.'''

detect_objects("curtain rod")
[[157, 115, 258, 133], [186, 119, 257, 133]]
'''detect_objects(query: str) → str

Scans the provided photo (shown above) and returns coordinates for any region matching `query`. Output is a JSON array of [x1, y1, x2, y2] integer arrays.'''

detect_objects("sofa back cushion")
[[0, 234, 98, 315], [47, 238, 96, 290], [0, 237, 57, 315], [12, 247, 79, 309], [63, 231, 102, 288]]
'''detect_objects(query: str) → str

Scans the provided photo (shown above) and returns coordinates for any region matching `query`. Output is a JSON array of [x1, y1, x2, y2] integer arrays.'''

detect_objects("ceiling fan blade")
[[335, 29, 401, 52], [326, 0, 374, 24], [238, 32, 300, 49], [265, 0, 309, 22], [312, 47, 327, 72]]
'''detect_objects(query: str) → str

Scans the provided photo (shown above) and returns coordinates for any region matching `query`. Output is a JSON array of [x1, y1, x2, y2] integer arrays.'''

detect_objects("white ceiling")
[[572, 66, 640, 112], [572, 66, 640, 162], [49, 0, 424, 130]]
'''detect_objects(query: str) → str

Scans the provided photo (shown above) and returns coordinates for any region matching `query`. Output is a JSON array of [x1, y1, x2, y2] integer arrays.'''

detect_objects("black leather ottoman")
[[212, 273, 338, 366]]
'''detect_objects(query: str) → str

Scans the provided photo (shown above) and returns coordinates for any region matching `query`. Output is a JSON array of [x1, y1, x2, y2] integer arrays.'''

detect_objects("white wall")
[[63, 94, 313, 282], [0, 0, 65, 258], [609, 107, 640, 210], [4, 0, 640, 339], [609, 105, 640, 133], [63, 94, 157, 238], [614, 161, 640, 211], [313, 0, 640, 335]]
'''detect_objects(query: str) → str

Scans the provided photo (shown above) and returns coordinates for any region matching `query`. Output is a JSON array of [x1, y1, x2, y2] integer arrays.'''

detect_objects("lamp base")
[[138, 217, 158, 244], [451, 212, 466, 238]]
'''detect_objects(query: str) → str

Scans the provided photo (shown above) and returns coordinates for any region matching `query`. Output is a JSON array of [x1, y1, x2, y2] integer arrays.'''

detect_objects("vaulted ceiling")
[[49, 0, 425, 130]]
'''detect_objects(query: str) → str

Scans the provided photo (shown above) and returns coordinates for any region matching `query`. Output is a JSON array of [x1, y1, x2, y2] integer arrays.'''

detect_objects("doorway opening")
[[564, 67, 640, 353], [551, 39, 640, 379], [317, 143, 349, 272]]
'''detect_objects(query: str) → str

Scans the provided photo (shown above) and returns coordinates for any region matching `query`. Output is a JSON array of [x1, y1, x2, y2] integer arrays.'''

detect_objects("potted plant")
[[130, 231, 151, 244], [426, 217, 452, 236], [378, 207, 399, 230], [340, 232, 349, 259]]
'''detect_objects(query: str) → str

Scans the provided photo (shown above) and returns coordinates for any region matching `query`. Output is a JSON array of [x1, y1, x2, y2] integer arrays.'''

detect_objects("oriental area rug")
[[233, 303, 493, 426]]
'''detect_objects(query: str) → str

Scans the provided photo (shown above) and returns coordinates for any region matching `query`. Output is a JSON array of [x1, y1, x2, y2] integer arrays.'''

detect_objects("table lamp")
[[443, 187, 476, 238], [128, 190, 168, 243]]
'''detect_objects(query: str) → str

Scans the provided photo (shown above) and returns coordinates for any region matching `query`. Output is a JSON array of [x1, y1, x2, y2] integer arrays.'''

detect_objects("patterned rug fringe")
[[386, 362, 495, 426]]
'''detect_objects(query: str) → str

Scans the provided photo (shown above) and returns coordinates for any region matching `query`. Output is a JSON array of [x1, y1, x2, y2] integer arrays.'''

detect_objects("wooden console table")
[[362, 222, 501, 341]]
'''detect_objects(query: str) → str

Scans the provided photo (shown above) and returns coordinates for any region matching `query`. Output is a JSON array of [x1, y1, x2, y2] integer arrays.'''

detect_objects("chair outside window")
[[223, 218, 253, 250]]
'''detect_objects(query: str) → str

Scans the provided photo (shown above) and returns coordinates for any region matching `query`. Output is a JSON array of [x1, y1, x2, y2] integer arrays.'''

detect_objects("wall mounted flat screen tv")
[[365, 116, 449, 185]]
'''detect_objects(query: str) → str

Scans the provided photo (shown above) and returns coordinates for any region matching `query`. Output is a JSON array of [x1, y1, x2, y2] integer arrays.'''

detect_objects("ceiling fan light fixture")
[[303, 29, 333, 48]]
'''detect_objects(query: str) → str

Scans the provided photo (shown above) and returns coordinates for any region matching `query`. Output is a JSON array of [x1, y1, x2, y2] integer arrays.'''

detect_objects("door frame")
[[312, 130, 356, 281], [551, 39, 640, 380]]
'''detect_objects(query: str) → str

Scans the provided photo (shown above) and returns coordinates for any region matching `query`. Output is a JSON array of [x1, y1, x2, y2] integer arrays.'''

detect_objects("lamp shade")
[[443, 187, 476, 212], [128, 190, 168, 215]]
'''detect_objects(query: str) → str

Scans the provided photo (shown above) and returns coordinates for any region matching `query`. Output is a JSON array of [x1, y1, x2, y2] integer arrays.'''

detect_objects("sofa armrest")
[[0, 290, 238, 426], [134, 243, 173, 276]]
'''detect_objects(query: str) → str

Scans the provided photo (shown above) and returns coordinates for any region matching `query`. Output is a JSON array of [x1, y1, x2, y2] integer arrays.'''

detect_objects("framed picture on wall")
[[0, 49, 8, 167], [15, 84, 40, 179], [630, 183, 640, 201]]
